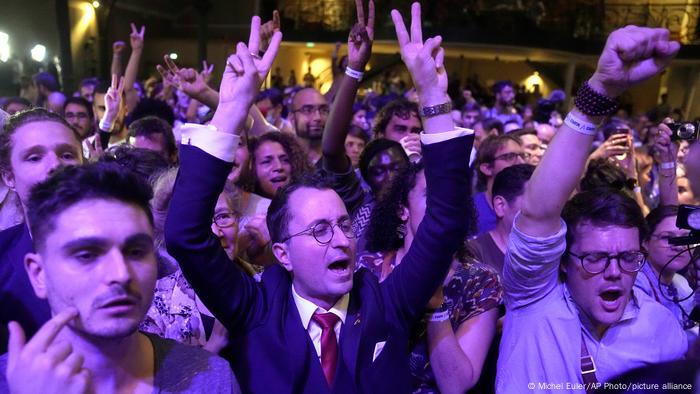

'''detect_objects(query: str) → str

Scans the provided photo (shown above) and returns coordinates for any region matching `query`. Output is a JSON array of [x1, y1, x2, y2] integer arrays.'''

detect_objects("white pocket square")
[[372, 341, 387, 362]]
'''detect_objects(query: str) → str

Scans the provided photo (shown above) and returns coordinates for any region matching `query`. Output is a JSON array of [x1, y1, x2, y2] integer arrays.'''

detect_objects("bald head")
[[46, 91, 67, 114], [290, 88, 328, 141]]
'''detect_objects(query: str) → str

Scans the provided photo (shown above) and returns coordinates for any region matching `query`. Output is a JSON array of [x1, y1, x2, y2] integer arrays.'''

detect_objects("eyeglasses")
[[65, 112, 90, 120], [493, 152, 530, 162], [293, 105, 330, 116], [213, 211, 238, 228], [282, 217, 355, 245], [567, 250, 646, 274]]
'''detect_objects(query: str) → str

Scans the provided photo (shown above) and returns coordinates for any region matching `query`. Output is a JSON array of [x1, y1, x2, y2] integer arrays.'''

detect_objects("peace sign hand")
[[347, 0, 374, 71], [259, 10, 280, 53], [103, 74, 125, 125], [211, 14, 282, 135], [391, 2, 447, 104], [219, 15, 282, 107], [130, 23, 146, 51]]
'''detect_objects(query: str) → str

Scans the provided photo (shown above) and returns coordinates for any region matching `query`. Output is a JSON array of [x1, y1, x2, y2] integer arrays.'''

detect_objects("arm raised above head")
[[518, 26, 680, 238]]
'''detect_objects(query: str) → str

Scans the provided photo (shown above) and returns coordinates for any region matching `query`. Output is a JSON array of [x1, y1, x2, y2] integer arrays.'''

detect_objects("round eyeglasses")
[[567, 251, 646, 274], [282, 218, 356, 245]]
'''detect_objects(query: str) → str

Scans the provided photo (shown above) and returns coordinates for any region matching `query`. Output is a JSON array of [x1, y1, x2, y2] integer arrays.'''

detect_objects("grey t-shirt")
[[0, 332, 240, 393]]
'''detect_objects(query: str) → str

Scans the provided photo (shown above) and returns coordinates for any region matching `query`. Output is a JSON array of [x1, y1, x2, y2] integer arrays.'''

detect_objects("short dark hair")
[[645, 205, 679, 240], [509, 128, 538, 139], [461, 102, 481, 114], [481, 118, 504, 135], [128, 116, 178, 162], [267, 173, 334, 243], [99, 145, 171, 184], [580, 158, 635, 200], [0, 108, 81, 174], [561, 188, 648, 251], [492, 164, 535, 204], [33, 72, 60, 92], [358, 138, 408, 183], [1, 97, 31, 112], [26, 162, 154, 251], [63, 96, 94, 120], [126, 98, 175, 127], [372, 98, 419, 138], [347, 125, 370, 144], [492, 80, 513, 95], [256, 88, 284, 107], [476, 134, 521, 187]]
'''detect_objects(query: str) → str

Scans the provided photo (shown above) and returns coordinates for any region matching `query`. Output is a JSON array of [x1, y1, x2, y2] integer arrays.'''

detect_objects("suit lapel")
[[284, 289, 312, 383], [339, 281, 363, 383]]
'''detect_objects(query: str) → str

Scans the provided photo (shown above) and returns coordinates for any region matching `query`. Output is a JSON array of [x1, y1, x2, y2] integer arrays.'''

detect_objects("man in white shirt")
[[497, 26, 688, 393]]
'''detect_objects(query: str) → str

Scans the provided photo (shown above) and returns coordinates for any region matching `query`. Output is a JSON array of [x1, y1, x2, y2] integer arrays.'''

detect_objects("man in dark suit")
[[166, 3, 473, 392], [0, 109, 84, 352]]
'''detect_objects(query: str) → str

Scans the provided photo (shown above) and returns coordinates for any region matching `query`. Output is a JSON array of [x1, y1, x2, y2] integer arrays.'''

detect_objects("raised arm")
[[321, 0, 374, 172], [111, 41, 126, 78], [124, 23, 145, 113], [164, 15, 282, 332], [653, 122, 680, 206], [381, 2, 472, 327], [518, 27, 680, 237]]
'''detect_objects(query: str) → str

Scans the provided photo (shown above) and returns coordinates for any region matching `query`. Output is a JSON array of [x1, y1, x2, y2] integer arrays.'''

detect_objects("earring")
[[397, 223, 407, 239]]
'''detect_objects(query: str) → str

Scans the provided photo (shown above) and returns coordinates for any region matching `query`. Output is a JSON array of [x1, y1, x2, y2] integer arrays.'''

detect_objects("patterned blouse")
[[140, 269, 214, 347], [357, 252, 503, 393]]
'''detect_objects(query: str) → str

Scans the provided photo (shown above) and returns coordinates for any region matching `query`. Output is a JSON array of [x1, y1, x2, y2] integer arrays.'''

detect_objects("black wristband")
[[574, 81, 619, 117]]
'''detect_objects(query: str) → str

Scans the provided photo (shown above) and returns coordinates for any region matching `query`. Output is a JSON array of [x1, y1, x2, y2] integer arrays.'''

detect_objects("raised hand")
[[7, 309, 92, 394], [391, 2, 447, 104], [129, 23, 146, 51], [347, 0, 374, 70], [652, 122, 678, 167], [112, 41, 126, 56], [259, 10, 280, 52], [157, 56, 211, 98], [201, 60, 215, 84], [219, 15, 282, 107], [211, 13, 282, 134], [589, 26, 680, 98], [103, 74, 125, 125]]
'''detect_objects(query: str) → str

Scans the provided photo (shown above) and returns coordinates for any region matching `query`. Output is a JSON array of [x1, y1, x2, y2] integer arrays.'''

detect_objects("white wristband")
[[564, 112, 600, 136], [99, 116, 115, 133], [345, 66, 364, 81], [426, 310, 450, 322], [660, 162, 676, 170], [633, 186, 641, 194]]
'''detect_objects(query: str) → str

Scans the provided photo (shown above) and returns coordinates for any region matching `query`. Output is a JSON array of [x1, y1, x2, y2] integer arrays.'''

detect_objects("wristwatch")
[[420, 102, 452, 118]]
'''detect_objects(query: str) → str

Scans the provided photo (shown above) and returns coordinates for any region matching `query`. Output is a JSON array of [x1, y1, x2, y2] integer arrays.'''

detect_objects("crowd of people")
[[0, 0, 699, 392]]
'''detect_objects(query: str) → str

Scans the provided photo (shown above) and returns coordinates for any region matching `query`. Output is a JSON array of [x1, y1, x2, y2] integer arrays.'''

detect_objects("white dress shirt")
[[292, 286, 348, 360]]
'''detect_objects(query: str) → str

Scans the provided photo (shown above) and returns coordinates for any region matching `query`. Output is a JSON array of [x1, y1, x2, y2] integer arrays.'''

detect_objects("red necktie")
[[312, 312, 340, 385]]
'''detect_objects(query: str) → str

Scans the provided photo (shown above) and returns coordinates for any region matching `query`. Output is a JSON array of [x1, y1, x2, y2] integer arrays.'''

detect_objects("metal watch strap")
[[420, 102, 452, 118]]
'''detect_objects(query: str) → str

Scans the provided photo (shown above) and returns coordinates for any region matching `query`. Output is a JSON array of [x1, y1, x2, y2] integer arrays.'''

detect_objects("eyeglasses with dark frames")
[[282, 217, 355, 245], [567, 250, 646, 274], [292, 105, 330, 116], [212, 211, 238, 228]]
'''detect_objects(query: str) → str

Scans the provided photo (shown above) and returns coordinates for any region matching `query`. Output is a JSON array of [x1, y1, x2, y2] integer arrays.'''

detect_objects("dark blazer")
[[165, 134, 473, 394], [0, 224, 51, 353]]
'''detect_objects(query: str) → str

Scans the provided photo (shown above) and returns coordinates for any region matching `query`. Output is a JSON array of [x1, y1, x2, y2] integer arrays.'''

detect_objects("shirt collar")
[[292, 285, 349, 329]]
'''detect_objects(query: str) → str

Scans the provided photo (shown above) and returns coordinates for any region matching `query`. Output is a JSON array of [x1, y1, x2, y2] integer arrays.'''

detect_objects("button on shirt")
[[292, 286, 348, 360], [497, 215, 687, 393]]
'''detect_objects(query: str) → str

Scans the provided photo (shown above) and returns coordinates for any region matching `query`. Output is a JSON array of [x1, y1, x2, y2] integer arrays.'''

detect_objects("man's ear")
[[24, 253, 47, 299], [1, 170, 15, 190], [272, 242, 293, 272], [493, 195, 507, 218], [479, 163, 493, 178]]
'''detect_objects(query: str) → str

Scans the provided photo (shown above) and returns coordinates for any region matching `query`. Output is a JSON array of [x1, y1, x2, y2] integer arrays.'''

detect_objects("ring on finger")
[[250, 52, 262, 60]]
